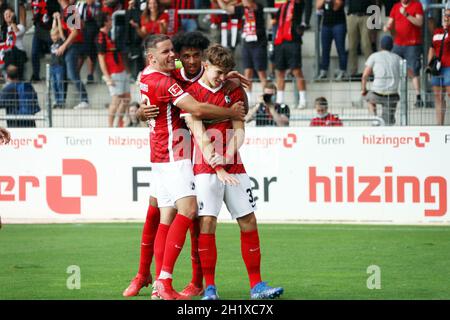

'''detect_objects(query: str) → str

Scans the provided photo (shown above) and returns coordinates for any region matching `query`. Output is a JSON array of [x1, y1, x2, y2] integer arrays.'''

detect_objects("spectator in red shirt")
[[97, 12, 131, 127], [310, 97, 343, 127], [384, 0, 424, 108], [130, 0, 168, 38], [427, 6, 450, 125]]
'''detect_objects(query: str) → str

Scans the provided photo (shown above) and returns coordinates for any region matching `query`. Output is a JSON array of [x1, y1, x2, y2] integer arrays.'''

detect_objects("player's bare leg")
[[155, 197, 197, 300], [237, 213, 284, 299]]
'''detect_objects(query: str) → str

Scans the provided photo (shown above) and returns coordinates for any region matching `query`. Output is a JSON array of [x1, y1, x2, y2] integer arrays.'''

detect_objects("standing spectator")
[[346, 0, 375, 78], [245, 82, 290, 126], [427, 6, 450, 125], [130, 0, 168, 38], [97, 12, 131, 127], [78, 0, 101, 83], [160, 0, 197, 32], [309, 96, 343, 126], [30, 0, 61, 81], [384, 0, 424, 108], [217, 0, 268, 106], [301, 0, 313, 29], [50, 27, 65, 109], [362, 35, 402, 126], [274, 0, 307, 109], [0, 65, 40, 128], [0, 126, 10, 144], [3, 8, 27, 80], [316, 0, 347, 81], [56, 0, 90, 109]]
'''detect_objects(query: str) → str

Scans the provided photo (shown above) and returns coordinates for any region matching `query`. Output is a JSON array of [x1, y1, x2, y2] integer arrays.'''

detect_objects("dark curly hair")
[[172, 31, 210, 54]]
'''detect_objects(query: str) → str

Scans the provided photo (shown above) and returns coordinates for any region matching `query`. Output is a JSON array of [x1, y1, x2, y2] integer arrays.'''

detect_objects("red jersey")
[[390, 1, 423, 46], [140, 66, 191, 163], [171, 65, 204, 90], [141, 12, 169, 34], [61, 6, 84, 44], [187, 80, 246, 175], [96, 30, 125, 74], [310, 114, 343, 127], [432, 28, 450, 68]]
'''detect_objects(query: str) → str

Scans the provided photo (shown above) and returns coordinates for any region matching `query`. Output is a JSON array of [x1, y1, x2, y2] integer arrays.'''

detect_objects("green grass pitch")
[[1, 223, 450, 300]]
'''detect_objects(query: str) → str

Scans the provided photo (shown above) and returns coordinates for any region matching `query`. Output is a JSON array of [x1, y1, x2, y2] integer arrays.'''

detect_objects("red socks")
[[138, 205, 160, 278], [241, 229, 262, 288], [154, 223, 170, 279], [198, 233, 217, 287], [189, 220, 204, 287], [161, 214, 193, 275]]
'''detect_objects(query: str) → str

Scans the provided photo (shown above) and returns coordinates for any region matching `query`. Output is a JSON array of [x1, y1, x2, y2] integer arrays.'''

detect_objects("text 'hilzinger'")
[[309, 166, 447, 216]]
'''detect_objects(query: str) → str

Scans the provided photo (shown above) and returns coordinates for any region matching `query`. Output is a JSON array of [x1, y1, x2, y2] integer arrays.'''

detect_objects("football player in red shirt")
[[136, 34, 245, 300], [123, 32, 249, 299], [184, 44, 284, 300]]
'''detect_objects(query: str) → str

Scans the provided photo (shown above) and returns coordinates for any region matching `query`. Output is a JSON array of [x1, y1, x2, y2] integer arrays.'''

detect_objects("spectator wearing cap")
[[362, 35, 402, 126], [310, 96, 343, 126], [427, 5, 450, 125], [384, 0, 424, 108], [217, 0, 268, 106]]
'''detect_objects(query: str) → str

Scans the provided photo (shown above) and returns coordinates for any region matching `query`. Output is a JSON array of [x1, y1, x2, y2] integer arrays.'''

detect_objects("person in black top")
[[346, 0, 376, 77], [245, 82, 290, 127], [30, 0, 61, 81], [317, 0, 347, 80], [217, 0, 268, 106]]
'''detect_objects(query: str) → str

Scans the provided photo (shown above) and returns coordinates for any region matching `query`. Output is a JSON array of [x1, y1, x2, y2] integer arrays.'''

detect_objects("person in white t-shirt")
[[362, 35, 402, 126]]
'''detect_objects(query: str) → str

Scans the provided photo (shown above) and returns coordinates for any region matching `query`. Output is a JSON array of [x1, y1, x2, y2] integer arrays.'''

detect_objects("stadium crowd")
[[0, 0, 449, 127]]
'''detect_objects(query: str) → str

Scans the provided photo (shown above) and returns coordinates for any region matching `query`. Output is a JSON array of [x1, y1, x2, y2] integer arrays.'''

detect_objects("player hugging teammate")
[[124, 32, 283, 300]]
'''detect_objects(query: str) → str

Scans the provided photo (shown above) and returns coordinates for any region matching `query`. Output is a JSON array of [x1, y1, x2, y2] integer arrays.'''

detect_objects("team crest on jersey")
[[191, 181, 196, 190], [139, 82, 148, 92], [168, 83, 183, 97], [225, 95, 231, 104]]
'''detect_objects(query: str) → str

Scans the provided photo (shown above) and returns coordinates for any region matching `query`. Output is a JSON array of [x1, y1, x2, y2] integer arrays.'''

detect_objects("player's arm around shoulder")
[[176, 94, 246, 121]]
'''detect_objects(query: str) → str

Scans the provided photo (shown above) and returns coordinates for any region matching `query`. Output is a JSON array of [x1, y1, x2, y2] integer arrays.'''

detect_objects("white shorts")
[[195, 173, 257, 219], [149, 170, 157, 198], [108, 71, 130, 96], [151, 159, 196, 208]]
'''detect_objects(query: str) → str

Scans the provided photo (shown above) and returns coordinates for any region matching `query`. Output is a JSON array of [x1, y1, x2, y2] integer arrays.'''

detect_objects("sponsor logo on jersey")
[[139, 82, 148, 92], [168, 83, 183, 97]]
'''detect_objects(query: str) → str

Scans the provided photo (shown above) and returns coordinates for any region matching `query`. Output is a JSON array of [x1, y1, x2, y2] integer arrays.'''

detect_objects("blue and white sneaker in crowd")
[[202, 285, 219, 300], [250, 282, 284, 300]]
